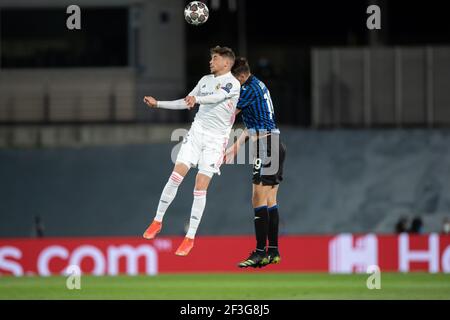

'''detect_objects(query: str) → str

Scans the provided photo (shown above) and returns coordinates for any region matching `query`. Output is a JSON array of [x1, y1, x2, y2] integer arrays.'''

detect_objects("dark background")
[[186, 0, 450, 126], [1, 0, 449, 127]]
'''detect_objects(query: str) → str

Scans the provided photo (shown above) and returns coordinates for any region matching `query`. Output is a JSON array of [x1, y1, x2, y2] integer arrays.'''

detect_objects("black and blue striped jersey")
[[236, 75, 279, 133]]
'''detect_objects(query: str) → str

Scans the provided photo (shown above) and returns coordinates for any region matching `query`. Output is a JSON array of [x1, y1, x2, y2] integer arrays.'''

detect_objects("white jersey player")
[[142, 46, 240, 256]]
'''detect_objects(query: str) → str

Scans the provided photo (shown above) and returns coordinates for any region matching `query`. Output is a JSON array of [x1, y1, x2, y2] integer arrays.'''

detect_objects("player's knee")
[[252, 199, 267, 208], [174, 162, 190, 177], [267, 199, 277, 208], [266, 186, 278, 206], [267, 195, 277, 207], [195, 171, 212, 190], [252, 192, 267, 207]]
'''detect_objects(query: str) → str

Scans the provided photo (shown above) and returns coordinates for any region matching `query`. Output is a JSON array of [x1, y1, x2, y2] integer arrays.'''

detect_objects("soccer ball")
[[184, 1, 209, 26]]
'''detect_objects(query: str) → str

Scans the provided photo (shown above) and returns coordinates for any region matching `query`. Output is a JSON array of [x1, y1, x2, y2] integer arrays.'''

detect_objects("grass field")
[[1, 273, 450, 300]]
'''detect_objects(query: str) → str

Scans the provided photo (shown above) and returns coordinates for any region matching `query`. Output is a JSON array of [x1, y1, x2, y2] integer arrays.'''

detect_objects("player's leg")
[[239, 134, 273, 268], [155, 162, 190, 222], [252, 183, 272, 252], [187, 171, 211, 239], [144, 129, 200, 240], [175, 171, 212, 256], [266, 185, 281, 264], [238, 183, 272, 268], [265, 141, 286, 264], [175, 132, 221, 256], [143, 162, 190, 239], [239, 136, 286, 268]]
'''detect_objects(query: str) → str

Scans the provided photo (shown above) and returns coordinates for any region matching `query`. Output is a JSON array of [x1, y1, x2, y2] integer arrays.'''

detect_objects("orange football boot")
[[143, 220, 162, 240], [175, 237, 195, 256]]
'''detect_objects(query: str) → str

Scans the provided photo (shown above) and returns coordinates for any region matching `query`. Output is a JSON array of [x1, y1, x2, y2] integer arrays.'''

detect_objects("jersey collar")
[[243, 74, 254, 86], [214, 71, 232, 79]]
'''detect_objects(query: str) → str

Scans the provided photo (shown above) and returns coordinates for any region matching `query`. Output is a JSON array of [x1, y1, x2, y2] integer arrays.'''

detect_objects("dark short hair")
[[210, 46, 235, 63], [231, 57, 251, 76]]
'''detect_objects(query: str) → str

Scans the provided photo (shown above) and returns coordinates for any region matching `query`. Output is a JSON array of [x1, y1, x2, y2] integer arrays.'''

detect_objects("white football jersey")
[[189, 71, 241, 137]]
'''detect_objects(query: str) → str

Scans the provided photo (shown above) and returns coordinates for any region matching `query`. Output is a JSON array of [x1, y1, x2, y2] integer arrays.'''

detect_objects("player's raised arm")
[[143, 96, 192, 110], [157, 99, 191, 110]]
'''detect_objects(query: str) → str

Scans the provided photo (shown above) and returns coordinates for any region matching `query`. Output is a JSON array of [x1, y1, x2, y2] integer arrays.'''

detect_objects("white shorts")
[[176, 128, 228, 177]]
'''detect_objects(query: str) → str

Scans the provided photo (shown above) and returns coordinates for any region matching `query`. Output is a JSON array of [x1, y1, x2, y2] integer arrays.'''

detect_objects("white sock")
[[186, 190, 207, 239], [154, 172, 184, 222]]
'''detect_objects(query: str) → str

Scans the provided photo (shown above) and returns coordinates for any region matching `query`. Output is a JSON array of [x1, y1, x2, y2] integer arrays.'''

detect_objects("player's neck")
[[214, 69, 230, 77]]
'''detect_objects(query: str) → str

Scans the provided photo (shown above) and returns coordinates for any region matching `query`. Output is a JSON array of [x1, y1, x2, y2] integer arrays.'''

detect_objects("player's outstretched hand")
[[143, 96, 157, 108], [184, 96, 197, 109]]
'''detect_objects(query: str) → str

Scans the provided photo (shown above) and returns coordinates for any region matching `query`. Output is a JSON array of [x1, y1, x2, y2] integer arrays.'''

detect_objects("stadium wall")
[[1, 128, 450, 237], [312, 46, 450, 127], [0, 0, 186, 123]]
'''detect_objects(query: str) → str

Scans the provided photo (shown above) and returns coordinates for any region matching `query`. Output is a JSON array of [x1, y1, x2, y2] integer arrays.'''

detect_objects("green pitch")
[[1, 273, 450, 300]]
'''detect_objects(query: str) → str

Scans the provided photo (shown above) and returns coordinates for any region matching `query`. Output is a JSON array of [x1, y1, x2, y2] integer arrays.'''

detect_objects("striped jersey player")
[[225, 57, 286, 268]]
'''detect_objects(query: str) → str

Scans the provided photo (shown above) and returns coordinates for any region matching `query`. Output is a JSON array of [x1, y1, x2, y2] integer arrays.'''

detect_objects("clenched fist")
[[184, 96, 197, 109]]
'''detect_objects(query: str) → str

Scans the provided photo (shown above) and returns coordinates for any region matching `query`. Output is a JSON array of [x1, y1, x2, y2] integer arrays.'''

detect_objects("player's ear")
[[227, 57, 234, 68]]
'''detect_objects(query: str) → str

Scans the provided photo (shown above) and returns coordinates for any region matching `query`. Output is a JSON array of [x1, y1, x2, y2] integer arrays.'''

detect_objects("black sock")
[[268, 205, 279, 248], [254, 206, 269, 251]]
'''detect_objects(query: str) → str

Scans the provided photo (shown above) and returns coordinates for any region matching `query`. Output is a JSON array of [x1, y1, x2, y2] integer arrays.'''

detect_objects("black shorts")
[[251, 134, 286, 186]]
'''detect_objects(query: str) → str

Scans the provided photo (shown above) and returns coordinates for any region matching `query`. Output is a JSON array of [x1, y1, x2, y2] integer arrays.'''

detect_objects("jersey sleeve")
[[236, 87, 255, 110], [157, 99, 189, 110]]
